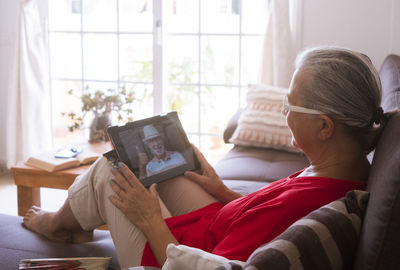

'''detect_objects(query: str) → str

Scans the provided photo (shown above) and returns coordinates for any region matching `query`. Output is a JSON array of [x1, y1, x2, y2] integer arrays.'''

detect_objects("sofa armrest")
[[223, 108, 244, 143]]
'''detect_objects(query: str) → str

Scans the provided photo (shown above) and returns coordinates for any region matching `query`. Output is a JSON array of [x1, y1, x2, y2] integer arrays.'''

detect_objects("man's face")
[[146, 137, 165, 158]]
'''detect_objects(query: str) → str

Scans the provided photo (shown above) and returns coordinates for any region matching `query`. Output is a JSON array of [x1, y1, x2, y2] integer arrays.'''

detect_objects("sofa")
[[0, 54, 399, 270]]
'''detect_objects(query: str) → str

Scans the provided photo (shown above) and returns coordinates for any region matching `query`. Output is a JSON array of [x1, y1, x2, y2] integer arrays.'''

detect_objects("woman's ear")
[[318, 115, 335, 140]]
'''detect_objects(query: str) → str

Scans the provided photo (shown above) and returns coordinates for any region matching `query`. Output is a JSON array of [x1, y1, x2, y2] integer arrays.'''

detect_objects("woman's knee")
[[70, 157, 114, 199], [92, 157, 116, 196], [157, 176, 217, 216]]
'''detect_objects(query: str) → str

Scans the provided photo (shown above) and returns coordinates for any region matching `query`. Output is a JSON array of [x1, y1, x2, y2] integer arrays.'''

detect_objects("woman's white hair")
[[295, 46, 391, 153]]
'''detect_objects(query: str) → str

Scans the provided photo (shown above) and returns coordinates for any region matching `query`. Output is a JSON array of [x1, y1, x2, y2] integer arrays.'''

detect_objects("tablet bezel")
[[107, 111, 199, 187]]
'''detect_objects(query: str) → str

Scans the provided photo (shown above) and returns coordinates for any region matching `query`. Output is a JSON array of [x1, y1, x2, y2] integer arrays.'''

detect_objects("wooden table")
[[11, 143, 111, 216]]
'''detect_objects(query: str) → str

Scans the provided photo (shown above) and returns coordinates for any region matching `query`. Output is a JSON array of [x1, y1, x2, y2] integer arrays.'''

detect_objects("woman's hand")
[[109, 163, 179, 267], [109, 162, 162, 233], [184, 145, 242, 204]]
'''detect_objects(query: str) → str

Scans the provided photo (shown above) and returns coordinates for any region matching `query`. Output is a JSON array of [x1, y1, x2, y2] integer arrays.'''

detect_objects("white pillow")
[[229, 84, 300, 153], [161, 244, 245, 270]]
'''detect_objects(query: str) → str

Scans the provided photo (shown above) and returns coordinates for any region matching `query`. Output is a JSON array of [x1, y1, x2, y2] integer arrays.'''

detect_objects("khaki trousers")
[[68, 157, 217, 268]]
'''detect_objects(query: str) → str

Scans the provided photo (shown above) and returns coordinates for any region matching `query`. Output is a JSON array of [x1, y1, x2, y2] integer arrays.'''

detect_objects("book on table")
[[19, 257, 111, 270], [25, 150, 101, 172]]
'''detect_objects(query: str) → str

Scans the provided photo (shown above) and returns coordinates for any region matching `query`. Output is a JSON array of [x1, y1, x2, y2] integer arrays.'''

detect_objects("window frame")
[[48, 0, 268, 154]]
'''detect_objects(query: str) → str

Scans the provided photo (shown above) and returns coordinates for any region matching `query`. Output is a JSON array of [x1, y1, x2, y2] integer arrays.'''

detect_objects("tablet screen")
[[107, 112, 199, 187]]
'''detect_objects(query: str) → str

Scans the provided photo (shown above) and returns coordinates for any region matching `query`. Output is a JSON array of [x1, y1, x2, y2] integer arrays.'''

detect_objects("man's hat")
[[142, 125, 161, 142]]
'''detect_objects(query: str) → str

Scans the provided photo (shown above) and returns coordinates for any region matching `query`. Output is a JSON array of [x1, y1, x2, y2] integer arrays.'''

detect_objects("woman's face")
[[284, 71, 319, 153]]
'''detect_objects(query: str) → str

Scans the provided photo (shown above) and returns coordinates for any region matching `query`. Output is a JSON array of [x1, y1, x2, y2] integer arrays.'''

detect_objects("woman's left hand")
[[109, 162, 162, 233], [184, 144, 242, 204]]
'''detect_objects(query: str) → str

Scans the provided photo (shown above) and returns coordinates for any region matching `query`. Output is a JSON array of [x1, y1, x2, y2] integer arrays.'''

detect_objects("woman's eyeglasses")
[[282, 94, 323, 115]]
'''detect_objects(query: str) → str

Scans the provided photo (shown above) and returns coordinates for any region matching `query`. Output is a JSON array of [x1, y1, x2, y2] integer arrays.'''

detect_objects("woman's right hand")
[[184, 145, 242, 204]]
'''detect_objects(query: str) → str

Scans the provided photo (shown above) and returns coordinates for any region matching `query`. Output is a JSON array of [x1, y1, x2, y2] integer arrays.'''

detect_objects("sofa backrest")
[[379, 54, 400, 112], [354, 54, 400, 270]]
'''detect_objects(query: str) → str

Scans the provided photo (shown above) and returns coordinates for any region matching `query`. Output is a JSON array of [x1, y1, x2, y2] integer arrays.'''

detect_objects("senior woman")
[[23, 47, 391, 268]]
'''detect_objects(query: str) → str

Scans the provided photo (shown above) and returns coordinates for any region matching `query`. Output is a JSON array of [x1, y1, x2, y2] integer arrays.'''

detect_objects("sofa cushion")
[[215, 190, 369, 270], [354, 112, 400, 270], [229, 84, 300, 153], [161, 243, 245, 270], [0, 214, 119, 270]]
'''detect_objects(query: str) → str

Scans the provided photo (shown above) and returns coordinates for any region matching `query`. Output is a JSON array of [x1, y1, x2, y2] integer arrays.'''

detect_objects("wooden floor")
[[0, 173, 68, 216]]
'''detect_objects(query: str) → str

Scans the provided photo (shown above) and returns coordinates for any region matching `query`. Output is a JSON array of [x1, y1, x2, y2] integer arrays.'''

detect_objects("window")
[[48, 0, 268, 164]]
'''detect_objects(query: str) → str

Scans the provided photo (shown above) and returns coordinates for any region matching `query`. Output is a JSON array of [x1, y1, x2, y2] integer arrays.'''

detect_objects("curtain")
[[6, 0, 52, 168], [259, 0, 297, 88]]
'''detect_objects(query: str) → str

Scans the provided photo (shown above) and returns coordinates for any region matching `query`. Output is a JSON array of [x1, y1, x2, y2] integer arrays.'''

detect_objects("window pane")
[[165, 0, 199, 33], [241, 36, 264, 85], [201, 0, 240, 33], [51, 80, 86, 147], [83, 81, 119, 124], [200, 135, 233, 165], [83, 34, 118, 81], [118, 83, 154, 121], [49, 33, 82, 79], [188, 134, 200, 148], [200, 86, 239, 134], [48, 0, 81, 31], [120, 34, 153, 82], [166, 36, 199, 84], [239, 86, 248, 108], [167, 85, 199, 133], [201, 36, 239, 85], [242, 0, 269, 34], [82, 0, 117, 32], [119, 0, 153, 32]]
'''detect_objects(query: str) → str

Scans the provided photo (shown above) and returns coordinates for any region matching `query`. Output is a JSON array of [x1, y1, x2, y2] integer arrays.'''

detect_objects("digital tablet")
[[106, 111, 200, 187]]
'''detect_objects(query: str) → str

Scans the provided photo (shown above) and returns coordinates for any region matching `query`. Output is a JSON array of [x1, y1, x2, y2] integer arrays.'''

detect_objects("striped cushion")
[[215, 190, 369, 270], [229, 84, 299, 153]]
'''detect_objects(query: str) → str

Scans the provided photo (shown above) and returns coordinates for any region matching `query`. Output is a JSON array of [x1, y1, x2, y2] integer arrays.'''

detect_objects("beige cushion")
[[161, 244, 245, 270], [229, 84, 299, 153]]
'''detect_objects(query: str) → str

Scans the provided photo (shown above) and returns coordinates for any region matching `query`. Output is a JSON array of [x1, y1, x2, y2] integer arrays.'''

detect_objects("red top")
[[141, 170, 366, 266]]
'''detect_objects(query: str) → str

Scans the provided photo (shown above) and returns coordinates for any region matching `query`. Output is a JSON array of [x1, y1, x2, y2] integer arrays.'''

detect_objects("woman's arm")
[[184, 145, 242, 204], [109, 163, 178, 267]]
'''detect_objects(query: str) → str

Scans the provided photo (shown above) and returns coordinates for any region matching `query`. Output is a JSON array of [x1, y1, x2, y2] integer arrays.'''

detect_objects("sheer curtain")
[[259, 0, 300, 88], [6, 0, 52, 168]]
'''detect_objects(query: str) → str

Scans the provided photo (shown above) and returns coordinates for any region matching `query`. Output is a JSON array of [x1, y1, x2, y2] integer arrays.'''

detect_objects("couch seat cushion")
[[0, 214, 119, 270]]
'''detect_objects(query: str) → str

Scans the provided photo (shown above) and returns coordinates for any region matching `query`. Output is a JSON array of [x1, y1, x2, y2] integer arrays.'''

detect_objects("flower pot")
[[89, 114, 111, 143]]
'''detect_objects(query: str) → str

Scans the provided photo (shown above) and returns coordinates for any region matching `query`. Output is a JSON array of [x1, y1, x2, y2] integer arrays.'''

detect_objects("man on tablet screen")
[[137, 125, 186, 178]]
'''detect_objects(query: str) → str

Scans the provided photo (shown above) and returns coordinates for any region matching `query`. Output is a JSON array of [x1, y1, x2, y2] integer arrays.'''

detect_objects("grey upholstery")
[[0, 214, 119, 270], [354, 112, 400, 270], [353, 54, 400, 270], [215, 146, 308, 183], [379, 54, 400, 112]]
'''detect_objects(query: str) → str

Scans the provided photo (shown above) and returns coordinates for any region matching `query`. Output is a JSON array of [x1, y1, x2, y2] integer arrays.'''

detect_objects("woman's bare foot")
[[23, 206, 72, 242]]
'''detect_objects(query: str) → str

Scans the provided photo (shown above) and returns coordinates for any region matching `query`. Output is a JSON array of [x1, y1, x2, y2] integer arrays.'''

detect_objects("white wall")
[[301, 0, 400, 68], [0, 0, 399, 173], [0, 0, 19, 174]]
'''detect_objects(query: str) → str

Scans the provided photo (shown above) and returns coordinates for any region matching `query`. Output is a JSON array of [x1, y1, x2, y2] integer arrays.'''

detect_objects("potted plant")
[[62, 86, 135, 143]]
